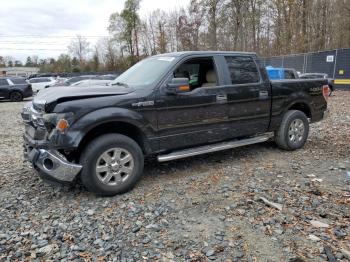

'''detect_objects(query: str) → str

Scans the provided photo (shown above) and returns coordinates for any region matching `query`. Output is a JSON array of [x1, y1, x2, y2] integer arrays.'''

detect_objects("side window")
[[11, 78, 27, 84], [174, 57, 218, 90], [225, 56, 260, 85], [174, 63, 199, 85], [0, 79, 9, 86]]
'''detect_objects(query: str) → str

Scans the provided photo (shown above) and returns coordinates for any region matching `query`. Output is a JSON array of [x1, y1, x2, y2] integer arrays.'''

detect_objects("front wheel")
[[80, 134, 144, 196], [275, 110, 309, 150]]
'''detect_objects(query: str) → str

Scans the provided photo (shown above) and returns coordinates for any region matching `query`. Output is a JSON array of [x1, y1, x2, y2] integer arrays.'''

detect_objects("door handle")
[[259, 91, 269, 99], [216, 94, 227, 101]]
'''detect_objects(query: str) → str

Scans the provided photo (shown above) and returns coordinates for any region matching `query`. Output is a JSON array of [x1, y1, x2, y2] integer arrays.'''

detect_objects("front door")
[[155, 56, 230, 151]]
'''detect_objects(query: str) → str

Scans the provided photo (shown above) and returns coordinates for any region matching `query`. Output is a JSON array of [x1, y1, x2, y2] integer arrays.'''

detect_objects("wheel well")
[[10, 90, 22, 95], [288, 103, 311, 119], [77, 122, 148, 156]]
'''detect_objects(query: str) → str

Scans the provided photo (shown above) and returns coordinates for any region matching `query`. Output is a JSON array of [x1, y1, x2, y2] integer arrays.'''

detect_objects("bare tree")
[[68, 35, 91, 66], [202, 0, 222, 50], [32, 0, 350, 74]]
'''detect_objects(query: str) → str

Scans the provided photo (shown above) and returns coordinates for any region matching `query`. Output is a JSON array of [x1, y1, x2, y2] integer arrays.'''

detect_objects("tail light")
[[322, 85, 330, 102]]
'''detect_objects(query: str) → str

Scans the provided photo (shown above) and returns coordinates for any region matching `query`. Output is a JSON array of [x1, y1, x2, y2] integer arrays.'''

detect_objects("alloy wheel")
[[95, 148, 134, 186], [288, 119, 305, 143]]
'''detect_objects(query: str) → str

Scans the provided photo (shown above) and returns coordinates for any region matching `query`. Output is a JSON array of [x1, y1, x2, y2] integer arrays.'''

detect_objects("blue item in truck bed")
[[266, 66, 285, 80]]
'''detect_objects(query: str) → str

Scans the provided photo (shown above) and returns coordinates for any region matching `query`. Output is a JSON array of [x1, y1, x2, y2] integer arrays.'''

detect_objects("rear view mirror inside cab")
[[165, 78, 190, 94]]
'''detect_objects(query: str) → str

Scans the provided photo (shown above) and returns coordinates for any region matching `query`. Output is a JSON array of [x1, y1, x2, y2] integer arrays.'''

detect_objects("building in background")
[[0, 67, 39, 77], [263, 48, 350, 90]]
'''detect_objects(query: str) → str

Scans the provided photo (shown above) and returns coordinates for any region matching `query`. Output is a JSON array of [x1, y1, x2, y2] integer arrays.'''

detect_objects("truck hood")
[[33, 85, 135, 111]]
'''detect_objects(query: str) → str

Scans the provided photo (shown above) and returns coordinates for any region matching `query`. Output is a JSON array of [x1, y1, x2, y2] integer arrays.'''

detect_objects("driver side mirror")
[[165, 78, 190, 94]]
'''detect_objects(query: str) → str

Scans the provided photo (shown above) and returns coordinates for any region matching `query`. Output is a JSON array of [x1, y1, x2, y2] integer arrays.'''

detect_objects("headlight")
[[31, 113, 46, 127], [42, 112, 74, 133]]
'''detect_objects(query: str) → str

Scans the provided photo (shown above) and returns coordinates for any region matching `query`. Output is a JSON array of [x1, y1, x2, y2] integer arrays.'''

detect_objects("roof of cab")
[[154, 51, 257, 58]]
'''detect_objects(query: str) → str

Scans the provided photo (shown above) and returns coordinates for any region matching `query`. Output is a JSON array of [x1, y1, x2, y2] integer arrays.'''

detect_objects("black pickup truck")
[[22, 51, 329, 195]]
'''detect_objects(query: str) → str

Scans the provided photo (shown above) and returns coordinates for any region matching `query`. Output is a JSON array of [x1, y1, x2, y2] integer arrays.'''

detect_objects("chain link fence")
[[263, 48, 350, 90]]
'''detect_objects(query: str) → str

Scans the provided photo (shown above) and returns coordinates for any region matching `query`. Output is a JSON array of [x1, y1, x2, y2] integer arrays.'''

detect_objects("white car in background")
[[71, 79, 114, 87], [28, 77, 57, 93]]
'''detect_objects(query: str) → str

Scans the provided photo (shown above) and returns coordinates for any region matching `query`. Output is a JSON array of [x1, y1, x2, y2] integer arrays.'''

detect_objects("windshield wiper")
[[112, 81, 129, 88]]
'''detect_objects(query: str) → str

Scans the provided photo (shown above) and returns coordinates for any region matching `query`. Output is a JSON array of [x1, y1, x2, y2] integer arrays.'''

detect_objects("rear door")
[[221, 55, 271, 136]]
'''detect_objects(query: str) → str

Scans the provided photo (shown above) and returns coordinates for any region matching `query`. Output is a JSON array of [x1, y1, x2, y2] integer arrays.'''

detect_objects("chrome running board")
[[157, 134, 273, 162]]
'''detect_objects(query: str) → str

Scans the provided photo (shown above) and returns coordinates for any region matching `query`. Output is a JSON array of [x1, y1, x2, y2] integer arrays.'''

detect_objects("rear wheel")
[[329, 84, 334, 96], [80, 134, 144, 196], [9, 91, 23, 102], [275, 110, 309, 150]]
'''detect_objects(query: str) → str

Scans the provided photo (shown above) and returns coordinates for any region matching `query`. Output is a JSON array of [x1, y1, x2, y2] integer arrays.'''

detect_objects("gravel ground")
[[0, 92, 349, 262]]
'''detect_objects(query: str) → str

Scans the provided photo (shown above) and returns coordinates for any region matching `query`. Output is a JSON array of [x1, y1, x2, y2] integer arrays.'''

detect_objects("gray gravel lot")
[[0, 92, 349, 261]]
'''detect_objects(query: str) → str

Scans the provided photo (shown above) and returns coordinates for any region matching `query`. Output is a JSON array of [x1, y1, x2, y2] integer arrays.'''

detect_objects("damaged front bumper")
[[24, 143, 82, 183], [22, 103, 82, 183]]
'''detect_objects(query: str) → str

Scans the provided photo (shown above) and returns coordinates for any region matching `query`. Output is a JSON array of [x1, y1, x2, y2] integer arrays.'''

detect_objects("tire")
[[274, 110, 309, 151], [329, 84, 334, 96], [80, 134, 144, 196], [9, 91, 23, 102]]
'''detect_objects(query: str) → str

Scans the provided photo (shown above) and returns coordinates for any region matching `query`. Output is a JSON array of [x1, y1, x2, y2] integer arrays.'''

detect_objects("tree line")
[[1, 0, 349, 73], [109, 0, 349, 62]]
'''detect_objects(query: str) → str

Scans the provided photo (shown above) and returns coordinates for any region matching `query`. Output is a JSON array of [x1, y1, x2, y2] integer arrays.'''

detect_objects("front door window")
[[173, 57, 218, 91]]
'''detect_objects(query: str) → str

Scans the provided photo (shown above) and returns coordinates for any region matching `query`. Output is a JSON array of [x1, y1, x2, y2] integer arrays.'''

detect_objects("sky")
[[0, 0, 190, 63]]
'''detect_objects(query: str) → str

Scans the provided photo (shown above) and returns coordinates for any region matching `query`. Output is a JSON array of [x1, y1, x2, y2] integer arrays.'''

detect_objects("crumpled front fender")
[[52, 107, 154, 149]]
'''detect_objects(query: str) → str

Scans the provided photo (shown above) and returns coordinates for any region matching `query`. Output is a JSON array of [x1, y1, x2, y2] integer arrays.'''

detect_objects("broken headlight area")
[[42, 112, 75, 133]]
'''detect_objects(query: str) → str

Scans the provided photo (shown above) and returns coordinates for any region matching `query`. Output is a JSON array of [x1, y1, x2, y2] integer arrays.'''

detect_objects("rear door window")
[[225, 56, 260, 84], [31, 78, 48, 83], [11, 78, 27, 84], [67, 76, 91, 84], [0, 79, 9, 86]]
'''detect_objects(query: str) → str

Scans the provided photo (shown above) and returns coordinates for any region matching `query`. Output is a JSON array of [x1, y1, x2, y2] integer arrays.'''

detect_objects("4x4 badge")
[[132, 101, 155, 107]]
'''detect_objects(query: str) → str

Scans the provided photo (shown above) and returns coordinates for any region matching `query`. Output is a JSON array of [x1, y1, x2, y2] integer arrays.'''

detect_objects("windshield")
[[111, 56, 175, 87]]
